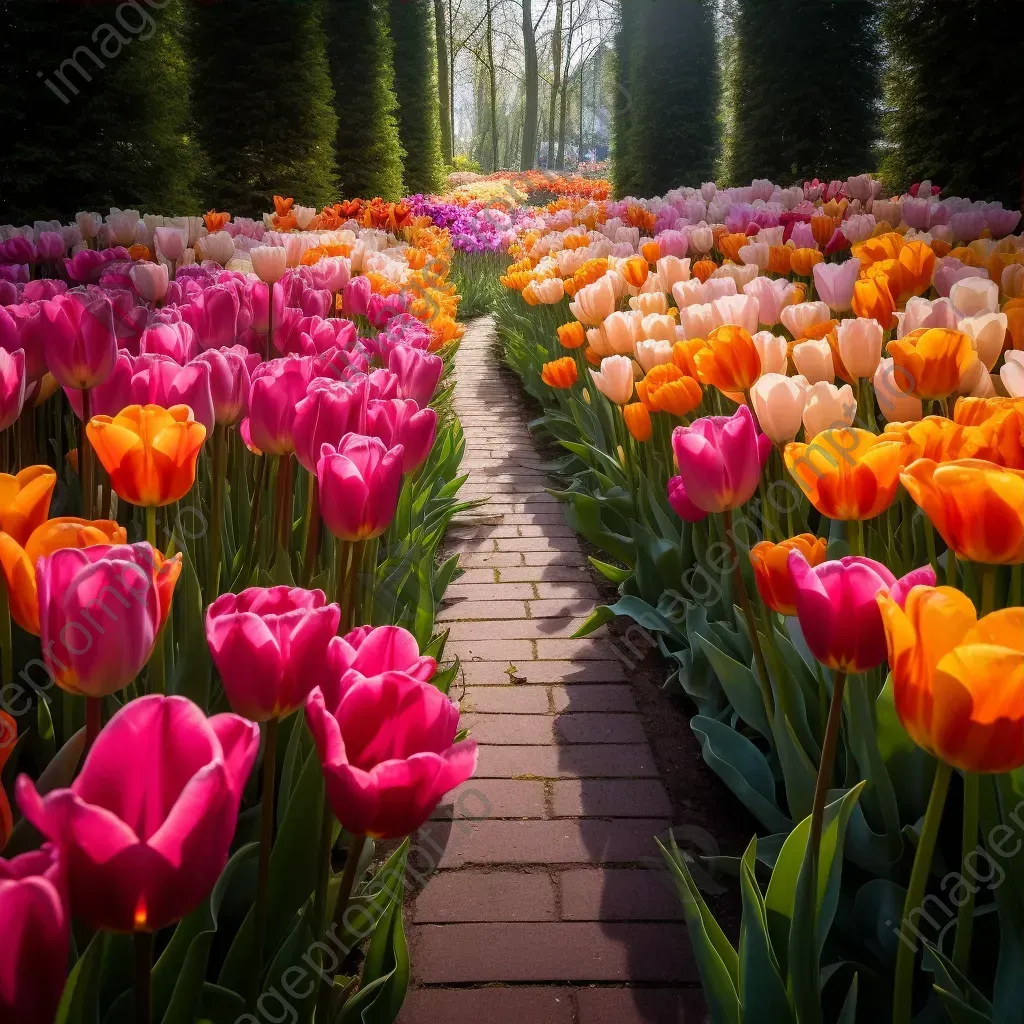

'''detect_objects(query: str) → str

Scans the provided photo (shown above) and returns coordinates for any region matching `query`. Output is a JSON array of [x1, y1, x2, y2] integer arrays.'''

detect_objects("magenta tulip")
[[240, 356, 316, 455], [64, 350, 133, 419], [317, 434, 404, 541], [0, 348, 26, 432], [192, 346, 254, 425], [342, 275, 371, 317], [365, 398, 437, 473], [37, 543, 177, 698], [0, 845, 69, 1024], [22, 279, 68, 303], [366, 367, 401, 401], [388, 346, 443, 408], [787, 553, 935, 674], [668, 405, 771, 517], [330, 624, 437, 688], [140, 316, 197, 363], [42, 291, 118, 389], [36, 232, 65, 263], [17, 695, 258, 932], [130, 357, 215, 434], [206, 586, 341, 723], [305, 671, 477, 838], [293, 377, 368, 474]]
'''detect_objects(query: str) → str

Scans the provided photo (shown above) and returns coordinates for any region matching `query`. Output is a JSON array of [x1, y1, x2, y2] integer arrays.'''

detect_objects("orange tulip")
[[0, 516, 128, 634], [636, 363, 682, 409], [692, 259, 717, 283], [785, 427, 905, 520], [953, 395, 1023, 427], [790, 247, 824, 277], [204, 210, 231, 233], [880, 416, 969, 463], [852, 273, 896, 330], [86, 405, 206, 508], [557, 321, 587, 350], [584, 347, 602, 367], [695, 326, 761, 393], [811, 215, 839, 248], [0, 710, 14, 848], [768, 246, 792, 276], [647, 375, 703, 417], [852, 231, 904, 271], [541, 357, 578, 389], [1006, 298, 1024, 351], [887, 328, 978, 400], [718, 233, 747, 264], [623, 402, 652, 441], [750, 534, 828, 616], [640, 240, 661, 265], [672, 338, 705, 379], [901, 458, 1024, 564], [877, 586, 1024, 773], [893, 240, 936, 301], [621, 256, 649, 290], [930, 239, 952, 259], [0, 466, 57, 546]]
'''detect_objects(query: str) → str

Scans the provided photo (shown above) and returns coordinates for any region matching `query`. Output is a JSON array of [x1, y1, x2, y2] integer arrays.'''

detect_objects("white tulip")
[[802, 381, 856, 439]]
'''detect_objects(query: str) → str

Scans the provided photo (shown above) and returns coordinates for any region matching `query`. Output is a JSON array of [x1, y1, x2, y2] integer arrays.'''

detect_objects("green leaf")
[[691, 632, 772, 740], [770, 712, 817, 825], [171, 540, 211, 712], [55, 932, 105, 1024], [571, 605, 616, 638], [836, 975, 859, 1024], [588, 555, 631, 584]]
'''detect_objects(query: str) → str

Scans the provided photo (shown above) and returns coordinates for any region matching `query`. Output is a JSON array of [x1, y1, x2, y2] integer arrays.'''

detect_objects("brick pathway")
[[401, 319, 703, 1024]]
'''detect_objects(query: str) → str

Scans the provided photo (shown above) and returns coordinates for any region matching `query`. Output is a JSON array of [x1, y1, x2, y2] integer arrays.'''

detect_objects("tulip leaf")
[[658, 834, 740, 1024], [170, 540, 211, 712], [691, 632, 772, 740], [196, 983, 247, 1023], [738, 838, 794, 1024], [587, 555, 631, 584], [431, 555, 461, 607], [430, 658, 460, 696], [836, 975, 859, 1024], [921, 941, 994, 1019], [770, 712, 817, 825], [690, 716, 791, 835], [55, 931, 106, 1024], [571, 605, 616, 638]]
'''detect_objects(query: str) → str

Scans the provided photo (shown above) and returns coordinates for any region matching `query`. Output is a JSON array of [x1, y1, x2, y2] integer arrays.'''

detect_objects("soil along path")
[[401, 319, 704, 1024]]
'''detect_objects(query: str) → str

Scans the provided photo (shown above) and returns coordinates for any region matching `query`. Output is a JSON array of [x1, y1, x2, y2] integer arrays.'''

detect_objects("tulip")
[[129, 262, 169, 304], [541, 356, 578, 389], [318, 434, 405, 542], [835, 317, 883, 379], [751, 331, 788, 376], [851, 274, 896, 329], [901, 458, 1024, 564], [241, 356, 315, 455], [330, 624, 436, 687], [635, 339, 674, 373], [1000, 351, 1024, 398], [877, 587, 1024, 773], [623, 402, 652, 441], [557, 321, 586, 350], [0, 348, 26, 433], [641, 312, 677, 343], [669, 405, 771, 516], [76, 211, 102, 240], [787, 552, 935, 673], [602, 311, 644, 355], [0, 845, 69, 1024], [780, 300, 831, 339], [154, 226, 186, 262], [786, 427, 903, 520], [291, 378, 366, 475], [750, 373, 808, 443], [569, 275, 618, 326], [791, 337, 834, 385], [389, 346, 443, 408], [644, 371, 703, 417], [744, 276, 798, 326], [630, 291, 668, 318], [948, 275, 998, 319], [130, 358, 215, 436], [17, 694, 259, 932], [673, 278, 709, 308], [874, 357, 924, 423], [959, 312, 1008, 371], [206, 586, 341, 723], [678, 302, 714, 340], [87, 404, 206, 507], [887, 327, 978, 400], [365, 398, 438, 473], [710, 293, 760, 335], [42, 292, 117, 390], [694, 325, 761, 393], [0, 466, 56, 546], [749, 534, 827, 616], [341, 275, 371, 317], [250, 245, 288, 285], [589, 355, 635, 405], [656, 255, 690, 289], [801, 381, 856, 439], [306, 671, 477, 839], [199, 231, 235, 266], [192, 346, 254, 425]]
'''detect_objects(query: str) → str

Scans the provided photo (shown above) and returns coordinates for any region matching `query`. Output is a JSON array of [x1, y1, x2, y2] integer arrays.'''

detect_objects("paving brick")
[[574, 987, 706, 1023], [496, 536, 581, 552], [455, 551, 525, 568], [399, 988, 574, 1024], [459, 660, 626, 685], [534, 582, 602, 599], [446, 639, 535, 662], [431, 778, 547, 820], [528, 599, 600, 619], [451, 568, 499, 584], [550, 685, 638, 713], [461, 713, 554, 745], [498, 565, 592, 583], [437, 600, 530, 621], [412, 922, 696, 983], [551, 779, 674, 819], [536, 638, 615, 661], [459, 686, 552, 714], [559, 868, 684, 921], [446, 617, 585, 641], [414, 870, 557, 923], [522, 550, 589, 565], [554, 713, 647, 745], [445, 582, 537, 600], [476, 743, 659, 779]]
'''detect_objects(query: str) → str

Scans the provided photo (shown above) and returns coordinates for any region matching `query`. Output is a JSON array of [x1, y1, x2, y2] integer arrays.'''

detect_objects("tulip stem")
[[146, 507, 165, 695], [134, 929, 153, 1024], [361, 537, 379, 625], [254, 716, 279, 995], [274, 454, 294, 554], [310, 797, 335, 1019], [923, 521, 940, 581], [893, 761, 952, 1024], [809, 671, 846, 861], [84, 696, 102, 755], [952, 772, 980, 974], [318, 832, 368, 1021], [722, 508, 774, 721], [302, 475, 321, 587], [980, 565, 997, 615], [208, 424, 227, 597], [335, 541, 354, 633], [81, 387, 94, 520], [1011, 564, 1022, 609]]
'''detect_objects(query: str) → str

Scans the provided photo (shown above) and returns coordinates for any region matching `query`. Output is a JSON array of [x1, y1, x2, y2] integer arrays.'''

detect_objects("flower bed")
[[0, 198, 475, 1022], [493, 175, 1024, 1022]]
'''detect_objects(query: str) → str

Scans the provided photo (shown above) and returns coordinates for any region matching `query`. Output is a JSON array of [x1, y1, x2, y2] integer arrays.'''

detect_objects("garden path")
[[400, 319, 703, 1024]]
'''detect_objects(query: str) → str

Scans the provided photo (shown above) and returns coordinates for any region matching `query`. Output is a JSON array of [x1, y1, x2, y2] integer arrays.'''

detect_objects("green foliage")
[[389, 0, 446, 195], [612, 0, 720, 198], [881, 0, 1024, 205], [190, 0, 338, 214], [449, 154, 482, 174], [0, 0, 202, 221], [325, 0, 406, 200], [727, 0, 882, 186]]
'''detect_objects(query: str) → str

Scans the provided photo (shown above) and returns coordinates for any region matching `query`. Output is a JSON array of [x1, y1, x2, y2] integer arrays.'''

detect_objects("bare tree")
[[546, 0, 563, 168], [434, 0, 453, 163], [520, 0, 539, 168]]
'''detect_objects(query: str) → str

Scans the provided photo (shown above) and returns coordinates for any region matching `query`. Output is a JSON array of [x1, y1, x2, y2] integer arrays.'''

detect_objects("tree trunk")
[[433, 0, 452, 164], [520, 0, 539, 169], [578, 59, 584, 163], [546, 0, 563, 168], [556, 1, 573, 170], [447, 0, 456, 158], [486, 0, 499, 171]]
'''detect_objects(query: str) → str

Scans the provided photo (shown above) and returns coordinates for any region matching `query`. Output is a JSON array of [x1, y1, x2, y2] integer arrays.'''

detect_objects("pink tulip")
[[139, 314, 197, 363], [292, 378, 368, 474], [128, 357, 215, 434], [181, 284, 240, 350], [0, 845, 68, 1023], [206, 586, 341, 722], [366, 367, 402, 401], [388, 346, 442, 408], [365, 398, 437, 473], [317, 434, 404, 541], [743, 276, 797, 326], [0, 348, 26, 432], [36, 232, 65, 263], [0, 281, 17, 304], [64, 350, 132, 419], [22, 280, 68, 303], [668, 405, 771, 518], [308, 256, 351, 294], [16, 695, 258, 932], [192, 346, 253, 425], [366, 292, 409, 329], [950, 211, 986, 243], [711, 293, 760, 335], [154, 226, 186, 262], [42, 292, 118, 389], [305, 671, 477, 838], [37, 543, 178, 698], [787, 553, 935, 673], [812, 258, 861, 312], [314, 344, 370, 381], [129, 262, 169, 304], [330, 625, 436, 688], [933, 258, 986, 299], [240, 356, 316, 455], [342, 276, 371, 317]]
